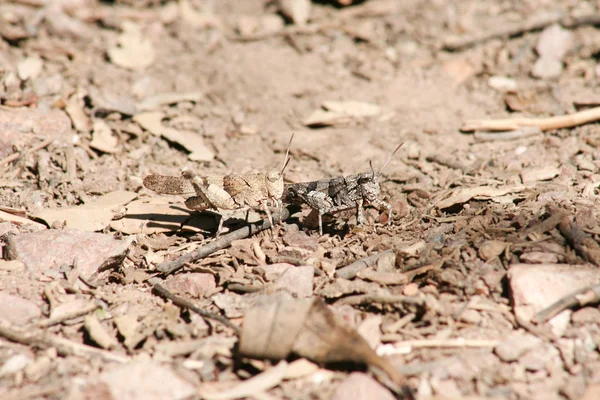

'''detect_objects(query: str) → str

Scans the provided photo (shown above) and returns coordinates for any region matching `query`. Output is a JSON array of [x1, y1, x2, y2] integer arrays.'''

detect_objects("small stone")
[[520, 350, 546, 371], [520, 166, 560, 183], [6, 229, 130, 280], [0, 354, 32, 377], [273, 265, 314, 298], [282, 230, 319, 251], [519, 251, 559, 264], [403, 283, 419, 296], [536, 24, 573, 60], [0, 292, 41, 326], [460, 309, 482, 325], [17, 56, 43, 80], [488, 76, 518, 92], [531, 57, 563, 79], [331, 372, 395, 400], [495, 331, 542, 362], [478, 240, 506, 261], [571, 307, 600, 324], [164, 273, 216, 298]]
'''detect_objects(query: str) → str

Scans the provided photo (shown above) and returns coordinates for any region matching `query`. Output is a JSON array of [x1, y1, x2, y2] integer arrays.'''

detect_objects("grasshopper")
[[143, 135, 293, 235], [283, 143, 402, 235]]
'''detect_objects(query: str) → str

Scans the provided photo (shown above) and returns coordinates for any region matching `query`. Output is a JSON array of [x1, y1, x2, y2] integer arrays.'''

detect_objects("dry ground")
[[1, 0, 600, 399]]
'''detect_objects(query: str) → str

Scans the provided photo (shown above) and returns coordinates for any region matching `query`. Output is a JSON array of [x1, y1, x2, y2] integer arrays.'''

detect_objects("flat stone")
[[495, 331, 542, 362], [70, 361, 196, 400], [282, 230, 319, 251], [164, 273, 216, 298], [331, 372, 395, 400], [0, 292, 41, 326], [508, 264, 600, 336], [6, 229, 130, 280]]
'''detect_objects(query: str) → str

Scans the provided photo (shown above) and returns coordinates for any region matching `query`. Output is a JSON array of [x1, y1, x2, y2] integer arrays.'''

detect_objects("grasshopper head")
[[265, 169, 284, 199], [358, 172, 380, 204]]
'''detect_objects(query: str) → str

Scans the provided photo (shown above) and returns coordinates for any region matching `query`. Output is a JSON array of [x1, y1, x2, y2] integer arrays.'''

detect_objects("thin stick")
[[335, 293, 425, 307], [473, 127, 542, 142], [532, 283, 600, 323], [461, 106, 600, 132], [0, 321, 129, 363], [335, 250, 393, 279], [36, 302, 99, 328], [149, 279, 240, 335], [156, 207, 290, 275], [443, 12, 600, 51], [384, 338, 499, 348], [0, 137, 54, 166]]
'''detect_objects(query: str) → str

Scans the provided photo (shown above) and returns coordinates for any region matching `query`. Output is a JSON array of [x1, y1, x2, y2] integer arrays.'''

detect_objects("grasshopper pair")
[[143, 136, 292, 236], [144, 137, 401, 236]]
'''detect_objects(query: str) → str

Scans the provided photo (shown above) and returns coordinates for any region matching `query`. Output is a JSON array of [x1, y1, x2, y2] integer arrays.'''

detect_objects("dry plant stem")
[[443, 12, 600, 51], [150, 279, 240, 335], [385, 338, 499, 348], [336, 250, 393, 279], [0, 321, 129, 363], [36, 302, 99, 328], [156, 208, 290, 275], [0, 137, 54, 166], [473, 127, 542, 142], [462, 106, 600, 132], [336, 293, 425, 307], [532, 283, 600, 323]]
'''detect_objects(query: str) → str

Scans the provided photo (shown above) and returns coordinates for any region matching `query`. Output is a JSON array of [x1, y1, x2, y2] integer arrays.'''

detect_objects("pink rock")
[[331, 372, 395, 400], [6, 229, 130, 280], [0, 292, 41, 326], [164, 273, 216, 298]]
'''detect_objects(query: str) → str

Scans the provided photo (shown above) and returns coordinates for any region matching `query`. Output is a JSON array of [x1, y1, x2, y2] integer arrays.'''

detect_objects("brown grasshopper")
[[143, 135, 293, 235], [283, 143, 402, 235]]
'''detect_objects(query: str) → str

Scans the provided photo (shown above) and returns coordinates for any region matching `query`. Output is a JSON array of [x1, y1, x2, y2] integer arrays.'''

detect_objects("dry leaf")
[[239, 294, 406, 387], [136, 91, 203, 111], [107, 22, 155, 70], [84, 314, 118, 349], [134, 112, 214, 161], [304, 101, 381, 127], [279, 0, 311, 26], [65, 91, 92, 133], [33, 191, 137, 232], [0, 210, 46, 229], [200, 361, 288, 400], [90, 119, 119, 154], [435, 185, 526, 210]]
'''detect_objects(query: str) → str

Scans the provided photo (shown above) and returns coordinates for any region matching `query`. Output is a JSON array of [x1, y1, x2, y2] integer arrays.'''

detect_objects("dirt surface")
[[2, 0, 600, 399]]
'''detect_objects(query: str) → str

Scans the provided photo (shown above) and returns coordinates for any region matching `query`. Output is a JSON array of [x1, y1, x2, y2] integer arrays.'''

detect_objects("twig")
[[335, 250, 393, 280], [532, 283, 600, 323], [0, 137, 54, 167], [0, 320, 129, 363], [443, 12, 600, 51], [156, 207, 290, 275], [149, 278, 240, 335], [462, 106, 600, 132], [4, 383, 64, 400], [473, 127, 542, 142], [382, 338, 499, 348], [36, 302, 99, 328], [335, 293, 425, 307]]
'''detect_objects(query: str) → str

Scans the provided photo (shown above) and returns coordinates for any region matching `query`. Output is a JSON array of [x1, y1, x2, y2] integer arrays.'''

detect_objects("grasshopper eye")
[[266, 171, 280, 182]]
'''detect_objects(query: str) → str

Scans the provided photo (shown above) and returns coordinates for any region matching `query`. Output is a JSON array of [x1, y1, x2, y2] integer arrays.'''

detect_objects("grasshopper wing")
[[143, 174, 196, 195]]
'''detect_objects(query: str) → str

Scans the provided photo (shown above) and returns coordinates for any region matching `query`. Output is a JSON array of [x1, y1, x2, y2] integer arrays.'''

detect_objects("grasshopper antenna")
[[378, 143, 403, 176], [369, 160, 375, 179], [281, 132, 295, 174]]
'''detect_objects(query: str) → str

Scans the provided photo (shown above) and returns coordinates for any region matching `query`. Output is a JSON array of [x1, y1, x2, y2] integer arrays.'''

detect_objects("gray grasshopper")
[[283, 144, 402, 235], [143, 135, 293, 235]]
